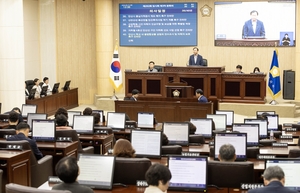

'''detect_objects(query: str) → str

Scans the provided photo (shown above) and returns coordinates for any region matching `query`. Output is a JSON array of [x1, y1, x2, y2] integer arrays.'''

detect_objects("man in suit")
[[147, 61, 158, 72], [243, 10, 265, 38], [188, 47, 204, 66], [218, 144, 236, 162], [52, 156, 94, 193], [130, 89, 139, 101], [7, 122, 43, 160], [248, 166, 298, 193], [195, 89, 208, 103], [234, 65, 244, 74]]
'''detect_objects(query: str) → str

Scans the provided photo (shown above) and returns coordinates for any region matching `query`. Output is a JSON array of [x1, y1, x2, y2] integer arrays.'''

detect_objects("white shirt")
[[42, 83, 52, 92], [144, 186, 166, 193], [252, 21, 256, 34]]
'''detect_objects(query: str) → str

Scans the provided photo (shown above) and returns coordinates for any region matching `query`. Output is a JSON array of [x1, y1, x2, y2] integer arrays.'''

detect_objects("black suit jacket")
[[189, 54, 204, 66], [7, 133, 43, 160], [130, 97, 137, 101], [248, 181, 298, 193]]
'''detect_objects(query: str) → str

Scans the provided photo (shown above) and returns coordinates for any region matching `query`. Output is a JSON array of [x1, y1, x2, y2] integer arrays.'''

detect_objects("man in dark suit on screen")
[[248, 166, 298, 193], [243, 10, 265, 38], [188, 47, 204, 66]]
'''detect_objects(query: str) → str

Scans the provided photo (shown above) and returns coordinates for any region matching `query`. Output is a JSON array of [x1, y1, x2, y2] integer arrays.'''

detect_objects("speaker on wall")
[[283, 70, 295, 100]]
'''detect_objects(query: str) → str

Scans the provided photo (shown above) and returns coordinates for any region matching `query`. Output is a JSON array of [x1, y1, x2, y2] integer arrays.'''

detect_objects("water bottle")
[[270, 130, 274, 140]]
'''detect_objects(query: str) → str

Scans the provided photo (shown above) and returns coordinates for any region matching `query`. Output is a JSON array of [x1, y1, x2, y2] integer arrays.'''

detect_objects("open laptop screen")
[[32, 119, 56, 142], [92, 110, 104, 123], [21, 104, 37, 117], [190, 118, 212, 138], [214, 133, 247, 161], [163, 122, 189, 146], [168, 156, 207, 192], [137, 112, 154, 128], [107, 112, 126, 131], [232, 124, 259, 146], [77, 154, 115, 190], [215, 110, 234, 126], [206, 114, 226, 131], [265, 159, 300, 191], [131, 130, 161, 158], [27, 113, 47, 131], [73, 115, 94, 134], [266, 114, 279, 131], [244, 119, 268, 138], [67, 111, 82, 126]]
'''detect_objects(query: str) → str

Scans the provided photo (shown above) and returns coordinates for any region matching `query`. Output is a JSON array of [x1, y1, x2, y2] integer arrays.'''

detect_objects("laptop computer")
[[163, 122, 189, 146], [244, 119, 268, 139], [190, 118, 213, 138], [131, 129, 161, 158], [27, 113, 47, 131], [215, 110, 234, 126], [21, 104, 37, 117], [67, 111, 82, 126], [206, 114, 227, 131], [77, 154, 115, 190], [32, 119, 56, 142], [214, 133, 247, 161], [106, 112, 126, 132], [168, 155, 207, 192], [73, 115, 94, 134], [137, 112, 154, 128], [232, 124, 259, 147]]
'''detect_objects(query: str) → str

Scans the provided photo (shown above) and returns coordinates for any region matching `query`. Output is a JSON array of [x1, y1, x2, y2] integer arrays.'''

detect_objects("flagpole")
[[110, 39, 120, 100]]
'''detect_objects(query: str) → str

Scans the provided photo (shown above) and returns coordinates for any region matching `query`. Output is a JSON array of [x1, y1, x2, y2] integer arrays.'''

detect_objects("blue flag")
[[268, 50, 281, 99]]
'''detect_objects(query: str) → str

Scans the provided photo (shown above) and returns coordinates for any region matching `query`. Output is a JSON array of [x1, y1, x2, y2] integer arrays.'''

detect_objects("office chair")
[[288, 149, 300, 158], [153, 65, 163, 72], [0, 129, 16, 139], [0, 169, 2, 193], [113, 157, 151, 185], [162, 145, 182, 155], [0, 141, 53, 187], [208, 160, 254, 188], [203, 58, 208, 66], [25, 80, 35, 92], [6, 183, 71, 193], [189, 135, 205, 144], [123, 96, 131, 101], [55, 130, 94, 154]]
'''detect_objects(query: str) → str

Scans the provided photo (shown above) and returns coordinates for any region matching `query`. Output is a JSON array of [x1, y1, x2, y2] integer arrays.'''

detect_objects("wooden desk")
[[26, 88, 79, 115], [115, 100, 213, 122], [0, 121, 9, 129], [79, 134, 114, 154], [0, 150, 31, 192], [259, 146, 300, 157], [282, 130, 300, 137]]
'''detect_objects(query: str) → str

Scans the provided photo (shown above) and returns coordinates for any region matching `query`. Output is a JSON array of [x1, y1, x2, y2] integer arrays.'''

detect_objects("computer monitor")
[[137, 112, 154, 128], [168, 156, 207, 192], [256, 111, 276, 117], [21, 104, 37, 117], [214, 133, 247, 161], [73, 115, 94, 134], [206, 114, 227, 131], [163, 122, 189, 146], [190, 118, 213, 138], [40, 86, 48, 96], [232, 124, 259, 146], [131, 129, 161, 158], [52, 83, 60, 93], [28, 88, 36, 100], [215, 110, 234, 126], [27, 113, 47, 131], [266, 114, 279, 131], [244, 119, 268, 138], [32, 119, 56, 142], [92, 110, 104, 123], [77, 154, 115, 190], [265, 158, 300, 191], [67, 111, 82, 126], [63, 80, 71, 91], [106, 112, 126, 131]]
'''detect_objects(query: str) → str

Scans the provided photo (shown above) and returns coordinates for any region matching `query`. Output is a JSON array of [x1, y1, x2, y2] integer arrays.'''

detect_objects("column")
[[0, 0, 25, 112], [95, 0, 114, 96]]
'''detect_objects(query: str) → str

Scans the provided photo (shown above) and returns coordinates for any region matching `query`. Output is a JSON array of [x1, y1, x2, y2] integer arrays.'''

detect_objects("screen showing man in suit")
[[188, 47, 204, 66], [243, 10, 265, 39]]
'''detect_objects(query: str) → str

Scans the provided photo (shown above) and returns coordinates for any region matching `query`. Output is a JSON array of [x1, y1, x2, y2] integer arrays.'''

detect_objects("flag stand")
[[111, 89, 118, 100], [269, 100, 277, 105]]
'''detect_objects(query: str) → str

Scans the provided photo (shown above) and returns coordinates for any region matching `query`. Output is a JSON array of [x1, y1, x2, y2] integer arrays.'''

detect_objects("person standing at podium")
[[188, 47, 204, 66], [195, 89, 208, 103]]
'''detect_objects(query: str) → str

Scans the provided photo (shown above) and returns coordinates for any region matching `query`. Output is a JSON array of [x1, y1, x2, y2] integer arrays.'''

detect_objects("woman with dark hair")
[[32, 78, 41, 98], [83, 107, 93, 115], [113, 139, 136, 158], [282, 33, 290, 46], [253, 67, 260, 73], [144, 164, 172, 193], [55, 107, 68, 119]]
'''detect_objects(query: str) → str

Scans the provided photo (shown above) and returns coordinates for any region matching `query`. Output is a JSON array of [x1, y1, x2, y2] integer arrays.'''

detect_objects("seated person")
[[11, 107, 23, 123], [144, 164, 172, 193], [7, 122, 43, 160], [195, 89, 208, 103], [253, 67, 260, 73], [83, 107, 92, 115], [32, 78, 42, 98], [147, 61, 158, 72], [130, 89, 139, 101], [162, 133, 169, 146], [7, 111, 19, 129], [92, 112, 101, 125], [218, 144, 236, 162], [248, 166, 298, 193], [113, 139, 136, 158], [56, 114, 72, 130], [55, 107, 69, 123], [52, 156, 93, 193], [234, 65, 244, 74], [42, 77, 52, 92]]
